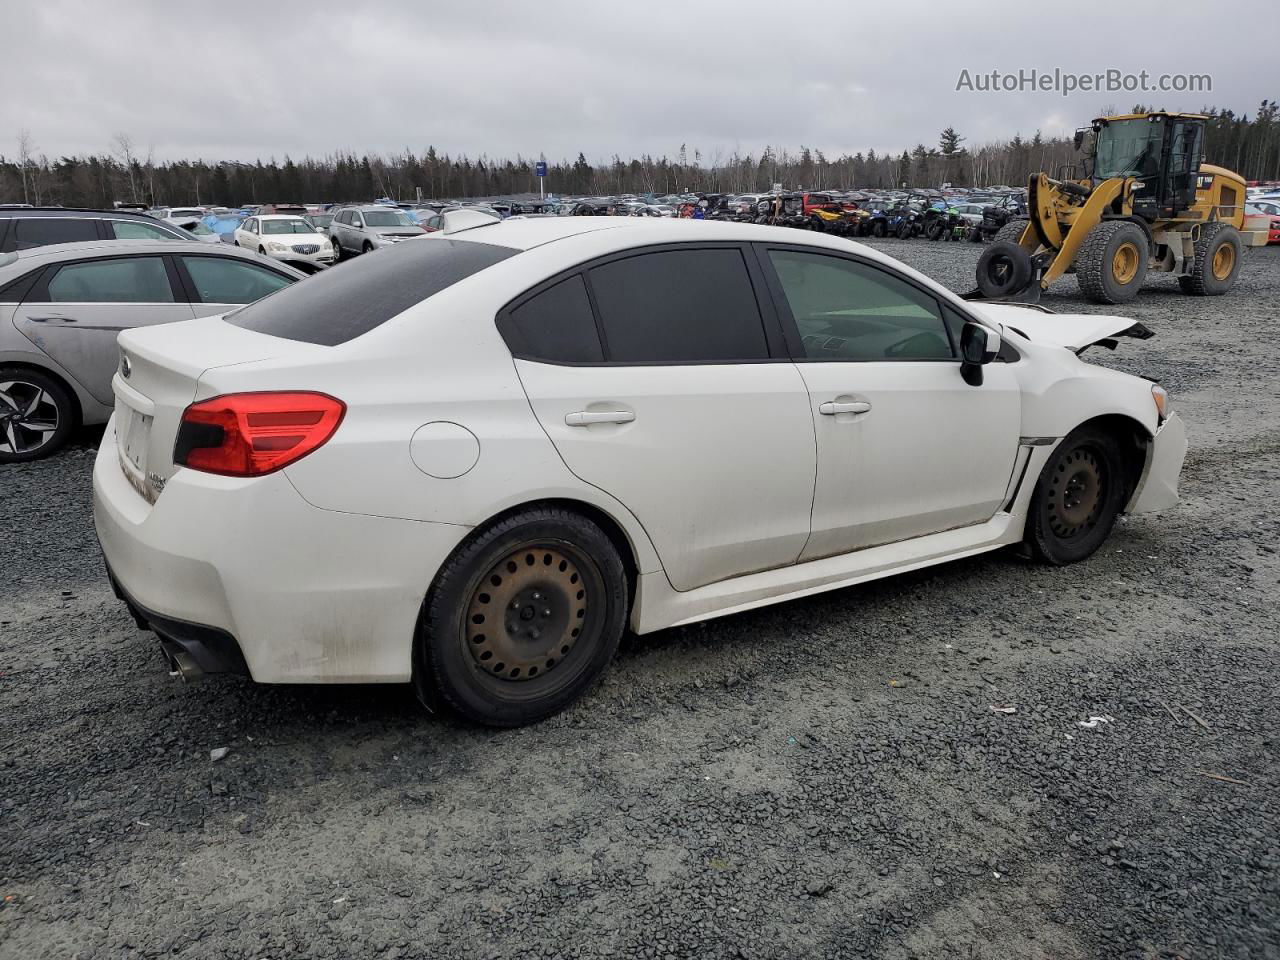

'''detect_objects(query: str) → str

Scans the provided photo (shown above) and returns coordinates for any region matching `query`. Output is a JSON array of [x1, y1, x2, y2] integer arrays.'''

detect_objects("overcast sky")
[[6, 0, 1277, 165]]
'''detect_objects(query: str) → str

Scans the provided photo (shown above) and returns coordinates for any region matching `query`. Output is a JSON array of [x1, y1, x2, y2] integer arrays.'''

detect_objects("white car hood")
[[972, 303, 1150, 352]]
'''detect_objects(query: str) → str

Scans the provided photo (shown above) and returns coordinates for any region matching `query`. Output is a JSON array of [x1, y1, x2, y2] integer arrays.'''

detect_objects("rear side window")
[[181, 255, 293, 304], [111, 219, 179, 241], [46, 257, 175, 303], [502, 274, 603, 362], [588, 248, 768, 362], [12, 217, 99, 249], [225, 237, 517, 345]]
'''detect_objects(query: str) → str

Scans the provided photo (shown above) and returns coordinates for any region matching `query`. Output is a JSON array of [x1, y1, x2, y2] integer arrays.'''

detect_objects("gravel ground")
[[2, 241, 1278, 960]]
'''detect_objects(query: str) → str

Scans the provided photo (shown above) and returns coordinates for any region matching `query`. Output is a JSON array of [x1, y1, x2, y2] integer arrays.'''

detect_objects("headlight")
[[1151, 383, 1170, 421], [266, 241, 286, 252]]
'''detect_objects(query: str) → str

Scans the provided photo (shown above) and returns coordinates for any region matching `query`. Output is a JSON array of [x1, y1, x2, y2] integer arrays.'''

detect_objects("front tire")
[[1076, 220, 1149, 304], [419, 508, 628, 727], [1024, 426, 1128, 565], [0, 367, 76, 463]]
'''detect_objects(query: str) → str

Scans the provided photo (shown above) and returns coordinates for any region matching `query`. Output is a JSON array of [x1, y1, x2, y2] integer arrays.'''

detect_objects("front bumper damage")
[[1127, 412, 1188, 514]]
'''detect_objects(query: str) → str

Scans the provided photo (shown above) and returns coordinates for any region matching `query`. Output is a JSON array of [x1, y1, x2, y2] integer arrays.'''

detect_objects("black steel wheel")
[[1024, 426, 1128, 565], [0, 367, 75, 463], [419, 507, 628, 727]]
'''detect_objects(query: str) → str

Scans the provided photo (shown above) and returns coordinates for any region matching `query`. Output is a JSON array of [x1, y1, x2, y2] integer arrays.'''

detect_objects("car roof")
[[0, 207, 163, 221], [0, 239, 304, 278]]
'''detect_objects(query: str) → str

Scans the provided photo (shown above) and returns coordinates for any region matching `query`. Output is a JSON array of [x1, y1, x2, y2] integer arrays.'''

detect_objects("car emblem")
[[120, 355, 132, 379]]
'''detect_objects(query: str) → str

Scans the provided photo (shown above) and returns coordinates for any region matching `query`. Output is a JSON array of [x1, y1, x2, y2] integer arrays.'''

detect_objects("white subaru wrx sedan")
[[93, 218, 1187, 726]]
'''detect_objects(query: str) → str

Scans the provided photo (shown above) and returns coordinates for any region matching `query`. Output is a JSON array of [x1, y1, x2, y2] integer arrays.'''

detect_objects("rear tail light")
[[174, 392, 345, 476]]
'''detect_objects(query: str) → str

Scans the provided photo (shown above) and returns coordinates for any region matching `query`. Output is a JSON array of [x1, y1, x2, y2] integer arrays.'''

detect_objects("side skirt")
[[630, 444, 1054, 634]]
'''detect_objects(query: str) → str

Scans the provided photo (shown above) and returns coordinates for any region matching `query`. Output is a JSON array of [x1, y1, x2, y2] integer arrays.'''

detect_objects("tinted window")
[[46, 257, 174, 303], [226, 237, 517, 345], [588, 248, 768, 362], [768, 251, 952, 361], [503, 274, 603, 362], [111, 219, 178, 240], [12, 217, 99, 249], [182, 256, 293, 304]]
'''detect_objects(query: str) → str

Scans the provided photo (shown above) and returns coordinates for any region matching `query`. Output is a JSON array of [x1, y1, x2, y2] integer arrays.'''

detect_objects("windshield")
[[1094, 118, 1164, 179], [171, 209, 203, 218], [308, 214, 334, 227], [262, 218, 316, 235], [363, 210, 418, 227]]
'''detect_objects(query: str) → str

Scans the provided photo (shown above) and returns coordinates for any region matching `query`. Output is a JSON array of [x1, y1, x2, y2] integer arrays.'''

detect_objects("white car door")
[[508, 246, 817, 592], [11, 255, 195, 405], [759, 246, 1021, 559]]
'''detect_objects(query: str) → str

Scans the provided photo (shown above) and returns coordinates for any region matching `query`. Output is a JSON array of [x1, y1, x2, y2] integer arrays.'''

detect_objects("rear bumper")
[[93, 415, 470, 683], [1128, 412, 1187, 514], [106, 569, 249, 676]]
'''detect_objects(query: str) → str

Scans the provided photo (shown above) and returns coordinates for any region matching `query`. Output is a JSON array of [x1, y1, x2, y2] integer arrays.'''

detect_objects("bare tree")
[[17, 129, 36, 204], [111, 132, 139, 202]]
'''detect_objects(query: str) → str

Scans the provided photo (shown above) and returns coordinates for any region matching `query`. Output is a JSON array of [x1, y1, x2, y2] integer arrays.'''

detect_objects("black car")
[[0, 207, 191, 253]]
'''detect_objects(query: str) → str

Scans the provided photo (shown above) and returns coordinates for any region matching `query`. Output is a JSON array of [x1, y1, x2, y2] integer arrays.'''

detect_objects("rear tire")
[[1177, 222, 1242, 296], [871, 220, 886, 238], [1024, 426, 1128, 565], [925, 220, 944, 241], [0, 366, 76, 463], [419, 508, 628, 727], [1076, 220, 1149, 304]]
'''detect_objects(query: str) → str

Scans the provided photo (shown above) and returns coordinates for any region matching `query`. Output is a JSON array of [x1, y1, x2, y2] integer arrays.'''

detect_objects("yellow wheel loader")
[[970, 112, 1268, 304]]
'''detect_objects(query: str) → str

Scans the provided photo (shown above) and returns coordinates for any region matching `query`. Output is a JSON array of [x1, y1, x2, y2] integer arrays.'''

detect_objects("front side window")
[[588, 248, 769, 363], [111, 219, 179, 240], [181, 256, 293, 304], [502, 274, 603, 363], [12, 218, 99, 249], [46, 257, 175, 303], [767, 250, 952, 361]]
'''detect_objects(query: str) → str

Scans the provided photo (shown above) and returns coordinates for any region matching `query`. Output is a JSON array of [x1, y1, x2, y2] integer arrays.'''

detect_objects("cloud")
[[4, 0, 1274, 165]]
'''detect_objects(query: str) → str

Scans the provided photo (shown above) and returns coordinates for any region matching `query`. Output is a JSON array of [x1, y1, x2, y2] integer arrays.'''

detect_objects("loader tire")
[[993, 219, 1030, 246], [1076, 221, 1148, 304], [975, 241, 1034, 299], [1177, 222, 1242, 296]]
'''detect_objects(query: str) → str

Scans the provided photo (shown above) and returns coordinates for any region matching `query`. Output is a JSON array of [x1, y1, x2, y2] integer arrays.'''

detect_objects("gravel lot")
[[3, 240, 1278, 960]]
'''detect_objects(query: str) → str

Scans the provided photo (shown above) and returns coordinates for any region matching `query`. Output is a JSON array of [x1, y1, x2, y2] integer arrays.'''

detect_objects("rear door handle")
[[565, 410, 635, 427], [27, 315, 76, 324], [819, 400, 872, 416]]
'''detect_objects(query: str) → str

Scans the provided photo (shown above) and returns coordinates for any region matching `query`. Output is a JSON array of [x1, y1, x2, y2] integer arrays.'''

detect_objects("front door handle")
[[27, 315, 76, 324], [819, 400, 872, 416], [565, 410, 635, 427]]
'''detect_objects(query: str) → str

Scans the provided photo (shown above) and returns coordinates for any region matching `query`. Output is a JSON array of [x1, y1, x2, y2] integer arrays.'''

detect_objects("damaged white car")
[[93, 218, 1186, 726]]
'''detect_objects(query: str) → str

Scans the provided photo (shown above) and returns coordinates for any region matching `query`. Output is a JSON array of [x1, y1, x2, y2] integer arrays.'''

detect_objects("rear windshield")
[[224, 237, 517, 345]]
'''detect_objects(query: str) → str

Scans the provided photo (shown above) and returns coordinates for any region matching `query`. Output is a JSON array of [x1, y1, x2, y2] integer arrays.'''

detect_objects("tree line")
[[4, 102, 1277, 207]]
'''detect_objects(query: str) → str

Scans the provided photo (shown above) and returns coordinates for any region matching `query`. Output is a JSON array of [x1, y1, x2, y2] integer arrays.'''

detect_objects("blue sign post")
[[535, 158, 548, 200]]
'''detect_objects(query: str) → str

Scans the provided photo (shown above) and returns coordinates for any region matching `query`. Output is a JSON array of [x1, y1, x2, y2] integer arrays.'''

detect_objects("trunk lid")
[[112, 316, 313, 498]]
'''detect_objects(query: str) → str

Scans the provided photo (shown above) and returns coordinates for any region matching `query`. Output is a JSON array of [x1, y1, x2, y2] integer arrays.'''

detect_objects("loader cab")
[[1090, 113, 1205, 219]]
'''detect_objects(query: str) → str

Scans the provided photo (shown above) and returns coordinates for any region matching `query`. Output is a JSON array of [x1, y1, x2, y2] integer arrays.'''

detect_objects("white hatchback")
[[94, 218, 1186, 726]]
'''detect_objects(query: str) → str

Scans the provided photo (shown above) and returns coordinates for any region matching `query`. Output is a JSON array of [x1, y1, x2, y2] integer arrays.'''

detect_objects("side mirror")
[[960, 321, 1001, 386], [1073, 129, 1086, 151]]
